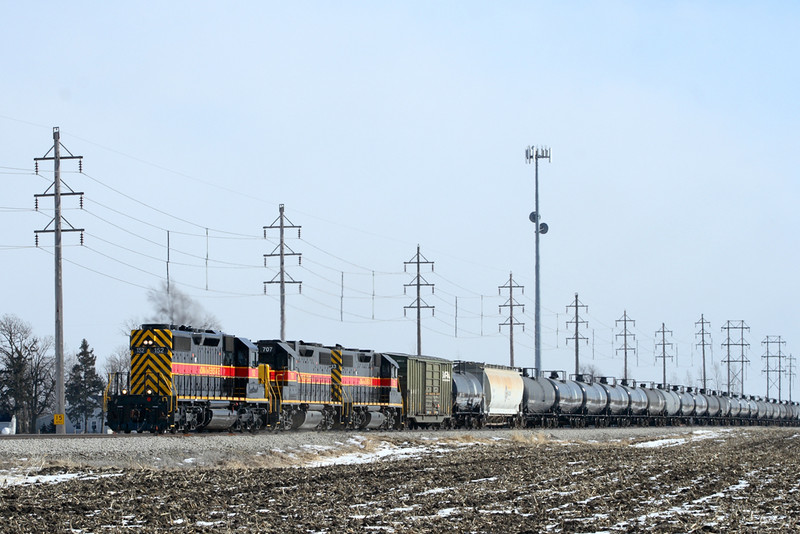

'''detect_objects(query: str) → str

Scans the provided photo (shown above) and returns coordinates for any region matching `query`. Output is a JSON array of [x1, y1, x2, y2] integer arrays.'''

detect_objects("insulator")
[[263, 283, 267, 295], [299, 284, 302, 294], [80, 195, 84, 209], [80, 232, 84, 246], [298, 256, 302, 265], [35, 233, 39, 247], [263, 257, 267, 267], [297, 229, 301, 238], [263, 229, 266, 239], [79, 159, 82, 173], [35, 162, 38, 174], [35, 198, 39, 211]]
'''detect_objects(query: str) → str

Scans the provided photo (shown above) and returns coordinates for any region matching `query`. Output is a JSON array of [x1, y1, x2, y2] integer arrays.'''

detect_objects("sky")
[[2, 2, 799, 400]]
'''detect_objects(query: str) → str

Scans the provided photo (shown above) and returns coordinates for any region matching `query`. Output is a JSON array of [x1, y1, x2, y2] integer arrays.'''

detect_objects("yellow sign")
[[54, 413, 65, 425]]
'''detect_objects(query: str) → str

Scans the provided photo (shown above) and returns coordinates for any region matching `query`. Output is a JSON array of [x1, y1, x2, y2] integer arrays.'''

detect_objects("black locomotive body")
[[255, 339, 403, 430], [105, 325, 404, 433]]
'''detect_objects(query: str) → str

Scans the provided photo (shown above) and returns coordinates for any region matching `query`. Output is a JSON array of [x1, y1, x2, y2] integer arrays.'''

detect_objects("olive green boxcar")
[[384, 353, 453, 428]]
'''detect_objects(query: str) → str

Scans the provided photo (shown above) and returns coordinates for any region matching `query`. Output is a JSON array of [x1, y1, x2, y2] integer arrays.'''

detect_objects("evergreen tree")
[[65, 339, 105, 432]]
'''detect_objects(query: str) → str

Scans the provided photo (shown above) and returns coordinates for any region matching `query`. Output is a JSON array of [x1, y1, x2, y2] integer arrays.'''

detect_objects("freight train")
[[104, 324, 800, 433]]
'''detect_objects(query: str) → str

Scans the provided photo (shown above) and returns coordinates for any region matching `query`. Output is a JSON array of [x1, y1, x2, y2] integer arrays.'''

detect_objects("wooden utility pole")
[[498, 272, 524, 367], [404, 245, 434, 356], [263, 204, 302, 341], [34, 127, 84, 435]]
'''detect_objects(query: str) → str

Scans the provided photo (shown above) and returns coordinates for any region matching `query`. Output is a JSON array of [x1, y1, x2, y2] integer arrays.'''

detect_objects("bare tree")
[[579, 363, 600, 381], [103, 345, 130, 379], [0, 315, 55, 433]]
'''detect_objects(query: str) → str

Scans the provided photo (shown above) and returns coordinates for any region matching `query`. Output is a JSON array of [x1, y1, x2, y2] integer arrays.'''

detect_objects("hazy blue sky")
[[2, 2, 798, 398]]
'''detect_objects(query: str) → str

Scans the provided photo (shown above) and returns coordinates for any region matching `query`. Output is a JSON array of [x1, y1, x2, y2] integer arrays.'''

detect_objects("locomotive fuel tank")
[[597, 377, 629, 415]]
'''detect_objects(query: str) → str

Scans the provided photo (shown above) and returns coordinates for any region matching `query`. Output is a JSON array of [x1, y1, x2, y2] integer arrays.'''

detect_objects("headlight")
[[146, 389, 153, 395], [121, 389, 128, 395]]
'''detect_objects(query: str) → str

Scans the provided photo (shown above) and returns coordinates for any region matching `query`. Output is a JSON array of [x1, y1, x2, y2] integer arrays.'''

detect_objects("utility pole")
[[695, 315, 712, 390], [615, 310, 636, 381], [762, 335, 786, 400], [498, 272, 524, 367], [655, 323, 673, 386], [404, 245, 434, 356], [525, 145, 551, 377], [787, 353, 796, 403], [263, 204, 302, 341], [721, 320, 749, 396], [33, 127, 84, 435], [565, 293, 588, 376]]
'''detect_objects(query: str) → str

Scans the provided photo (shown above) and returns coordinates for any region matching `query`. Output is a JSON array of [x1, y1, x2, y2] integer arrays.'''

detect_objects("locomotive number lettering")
[[134, 347, 166, 354]]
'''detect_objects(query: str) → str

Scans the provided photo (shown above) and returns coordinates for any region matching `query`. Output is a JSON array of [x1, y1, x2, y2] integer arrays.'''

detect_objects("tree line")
[[0, 314, 128, 434]]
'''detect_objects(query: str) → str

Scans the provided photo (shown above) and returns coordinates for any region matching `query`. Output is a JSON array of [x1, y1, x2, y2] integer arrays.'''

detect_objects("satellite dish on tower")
[[539, 222, 549, 234]]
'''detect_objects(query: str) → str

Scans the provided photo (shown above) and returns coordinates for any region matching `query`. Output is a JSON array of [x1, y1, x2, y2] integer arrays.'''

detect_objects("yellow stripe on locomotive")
[[130, 327, 174, 396]]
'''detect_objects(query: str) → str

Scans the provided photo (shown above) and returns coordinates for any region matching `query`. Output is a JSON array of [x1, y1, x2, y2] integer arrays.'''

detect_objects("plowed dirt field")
[[1, 427, 798, 532]]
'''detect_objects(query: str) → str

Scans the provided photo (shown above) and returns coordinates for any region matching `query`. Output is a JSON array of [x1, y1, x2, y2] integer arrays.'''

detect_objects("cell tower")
[[498, 272, 524, 367], [525, 145, 551, 377]]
